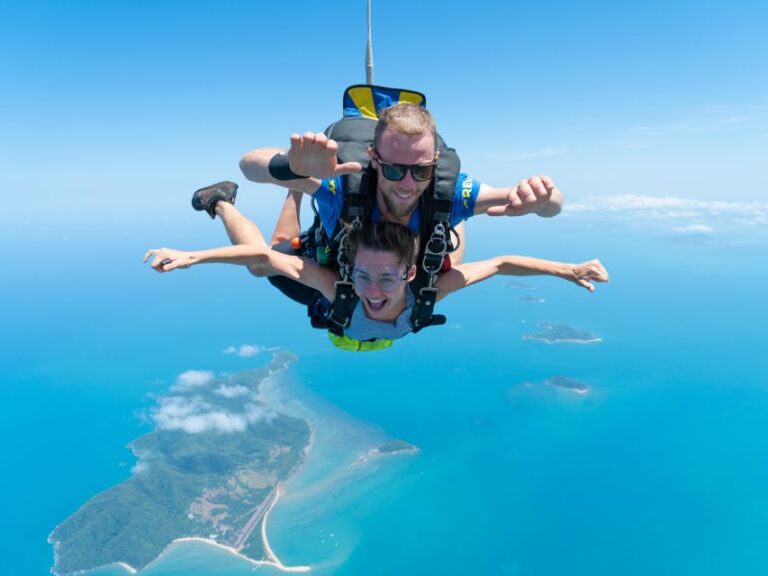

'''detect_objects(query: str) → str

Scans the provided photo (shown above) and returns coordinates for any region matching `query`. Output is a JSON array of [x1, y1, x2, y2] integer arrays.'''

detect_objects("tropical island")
[[517, 295, 546, 304], [355, 440, 419, 465], [544, 376, 589, 394], [522, 322, 602, 344], [49, 351, 311, 575], [375, 440, 418, 454]]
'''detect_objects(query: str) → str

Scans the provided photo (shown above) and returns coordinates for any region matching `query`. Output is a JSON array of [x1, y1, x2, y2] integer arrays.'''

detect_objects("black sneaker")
[[191, 181, 238, 219]]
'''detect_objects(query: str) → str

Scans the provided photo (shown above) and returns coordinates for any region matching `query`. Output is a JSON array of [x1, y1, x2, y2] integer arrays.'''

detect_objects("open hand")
[[287, 132, 363, 179]]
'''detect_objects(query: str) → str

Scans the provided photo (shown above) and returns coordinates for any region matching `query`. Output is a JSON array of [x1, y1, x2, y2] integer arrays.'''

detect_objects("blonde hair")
[[374, 103, 436, 149]]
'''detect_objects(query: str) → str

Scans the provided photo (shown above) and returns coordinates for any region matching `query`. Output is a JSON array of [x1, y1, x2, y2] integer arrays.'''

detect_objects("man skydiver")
[[238, 103, 564, 261]]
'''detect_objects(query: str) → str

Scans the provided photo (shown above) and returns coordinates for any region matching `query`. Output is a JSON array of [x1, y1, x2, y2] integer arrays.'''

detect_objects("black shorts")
[[267, 239, 324, 305]]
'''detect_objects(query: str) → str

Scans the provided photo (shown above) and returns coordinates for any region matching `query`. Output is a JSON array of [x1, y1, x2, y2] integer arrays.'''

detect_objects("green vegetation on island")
[[544, 376, 589, 393], [522, 322, 601, 344], [375, 440, 418, 454], [49, 352, 310, 576]]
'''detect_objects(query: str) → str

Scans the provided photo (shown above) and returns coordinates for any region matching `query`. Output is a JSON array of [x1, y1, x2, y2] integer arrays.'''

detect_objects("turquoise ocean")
[[2, 212, 767, 575]]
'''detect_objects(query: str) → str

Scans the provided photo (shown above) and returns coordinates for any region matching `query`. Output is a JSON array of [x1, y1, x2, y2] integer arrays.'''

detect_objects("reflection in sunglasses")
[[374, 150, 436, 182]]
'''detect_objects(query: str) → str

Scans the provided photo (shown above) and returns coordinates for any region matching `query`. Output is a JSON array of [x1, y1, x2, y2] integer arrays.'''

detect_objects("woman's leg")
[[214, 202, 269, 276], [214, 201, 267, 246]]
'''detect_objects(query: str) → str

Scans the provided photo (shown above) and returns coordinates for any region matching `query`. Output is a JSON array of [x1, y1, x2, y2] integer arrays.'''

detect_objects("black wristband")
[[268, 153, 309, 180]]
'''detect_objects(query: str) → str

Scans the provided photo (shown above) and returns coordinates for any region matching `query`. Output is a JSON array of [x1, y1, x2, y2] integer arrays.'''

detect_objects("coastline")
[[49, 351, 312, 576], [51, 482, 311, 576], [49, 349, 415, 576]]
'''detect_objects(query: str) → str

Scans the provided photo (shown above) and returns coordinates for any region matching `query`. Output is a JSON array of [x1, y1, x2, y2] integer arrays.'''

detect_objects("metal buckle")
[[422, 222, 448, 276]]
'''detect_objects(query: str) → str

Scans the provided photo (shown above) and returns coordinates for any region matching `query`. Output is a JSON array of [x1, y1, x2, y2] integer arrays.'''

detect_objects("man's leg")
[[270, 189, 304, 246]]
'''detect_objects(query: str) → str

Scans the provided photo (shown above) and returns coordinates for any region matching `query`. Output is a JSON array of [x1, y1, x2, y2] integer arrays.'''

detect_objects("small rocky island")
[[356, 440, 419, 464], [522, 322, 602, 344], [544, 376, 589, 394]]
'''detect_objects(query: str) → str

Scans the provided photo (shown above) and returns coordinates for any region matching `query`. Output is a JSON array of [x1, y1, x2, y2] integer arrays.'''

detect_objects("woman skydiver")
[[145, 184, 609, 350]]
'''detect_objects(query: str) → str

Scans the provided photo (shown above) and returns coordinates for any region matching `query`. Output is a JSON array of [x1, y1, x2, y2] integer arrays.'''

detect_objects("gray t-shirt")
[[343, 287, 415, 341]]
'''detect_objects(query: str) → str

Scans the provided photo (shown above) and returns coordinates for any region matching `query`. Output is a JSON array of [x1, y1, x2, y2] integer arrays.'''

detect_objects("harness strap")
[[409, 137, 461, 332], [325, 281, 359, 330], [311, 85, 462, 337], [411, 286, 446, 332]]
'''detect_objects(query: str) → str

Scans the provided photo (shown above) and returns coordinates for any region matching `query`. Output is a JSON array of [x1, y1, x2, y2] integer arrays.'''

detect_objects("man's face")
[[352, 247, 417, 321], [369, 128, 437, 224]]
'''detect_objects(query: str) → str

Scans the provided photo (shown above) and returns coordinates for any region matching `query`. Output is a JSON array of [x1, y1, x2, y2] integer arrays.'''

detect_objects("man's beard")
[[380, 184, 422, 220]]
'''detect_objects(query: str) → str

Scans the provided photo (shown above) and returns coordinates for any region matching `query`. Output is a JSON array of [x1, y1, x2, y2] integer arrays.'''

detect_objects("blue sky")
[[1, 6, 765, 572], [1, 0, 766, 241]]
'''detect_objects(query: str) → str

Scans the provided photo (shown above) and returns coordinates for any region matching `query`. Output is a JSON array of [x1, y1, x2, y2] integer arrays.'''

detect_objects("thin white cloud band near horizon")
[[566, 194, 768, 228]]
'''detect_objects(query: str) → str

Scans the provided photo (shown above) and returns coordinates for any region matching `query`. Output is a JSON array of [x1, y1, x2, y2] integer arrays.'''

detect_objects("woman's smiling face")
[[351, 248, 416, 321]]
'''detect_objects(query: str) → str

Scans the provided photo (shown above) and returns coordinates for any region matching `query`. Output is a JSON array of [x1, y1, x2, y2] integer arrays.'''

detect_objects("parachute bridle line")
[[365, 0, 374, 84]]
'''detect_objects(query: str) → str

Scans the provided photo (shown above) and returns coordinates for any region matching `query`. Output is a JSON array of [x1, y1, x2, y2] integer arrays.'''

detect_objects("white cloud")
[[673, 224, 714, 234], [222, 344, 278, 358], [215, 384, 251, 399], [172, 370, 215, 391], [567, 195, 768, 226], [237, 344, 265, 357], [132, 461, 150, 475], [152, 395, 273, 434]]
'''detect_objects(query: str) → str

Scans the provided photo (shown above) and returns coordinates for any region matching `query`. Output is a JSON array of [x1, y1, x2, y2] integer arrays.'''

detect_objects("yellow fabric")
[[327, 332, 394, 352], [348, 86, 378, 120], [397, 90, 424, 106]]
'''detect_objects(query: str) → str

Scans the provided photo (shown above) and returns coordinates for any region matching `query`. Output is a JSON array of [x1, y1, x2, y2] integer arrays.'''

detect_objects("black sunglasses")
[[373, 149, 437, 182]]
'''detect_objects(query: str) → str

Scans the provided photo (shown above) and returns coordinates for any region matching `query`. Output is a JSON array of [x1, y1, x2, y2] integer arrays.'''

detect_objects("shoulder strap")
[[409, 134, 461, 333]]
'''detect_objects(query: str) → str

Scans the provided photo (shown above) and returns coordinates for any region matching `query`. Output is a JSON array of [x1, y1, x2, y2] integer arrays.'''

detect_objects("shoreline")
[[50, 351, 312, 576], [50, 483, 311, 576]]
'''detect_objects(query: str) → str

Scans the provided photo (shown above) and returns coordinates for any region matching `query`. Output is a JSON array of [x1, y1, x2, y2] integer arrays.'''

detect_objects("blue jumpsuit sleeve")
[[450, 173, 481, 225], [312, 177, 344, 234]]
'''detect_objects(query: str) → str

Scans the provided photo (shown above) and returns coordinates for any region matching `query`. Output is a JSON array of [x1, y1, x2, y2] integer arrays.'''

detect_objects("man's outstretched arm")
[[239, 146, 321, 194], [240, 132, 362, 195], [473, 175, 564, 218]]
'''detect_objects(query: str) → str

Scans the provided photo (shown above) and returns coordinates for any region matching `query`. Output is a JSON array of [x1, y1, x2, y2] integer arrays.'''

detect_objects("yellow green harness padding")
[[327, 331, 394, 352]]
